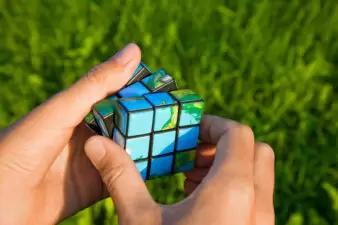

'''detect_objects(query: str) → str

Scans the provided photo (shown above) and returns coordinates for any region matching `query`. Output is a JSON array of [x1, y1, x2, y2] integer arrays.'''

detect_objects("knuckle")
[[232, 124, 255, 140], [256, 142, 275, 162]]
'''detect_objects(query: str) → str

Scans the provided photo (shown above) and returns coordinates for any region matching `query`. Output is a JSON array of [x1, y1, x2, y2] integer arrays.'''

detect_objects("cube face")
[[149, 155, 174, 178], [141, 69, 177, 92], [177, 126, 200, 151], [126, 135, 150, 160], [92, 99, 117, 137], [152, 130, 176, 156], [115, 97, 154, 137], [179, 102, 204, 126], [113, 129, 150, 160], [118, 82, 150, 98], [174, 150, 196, 173], [170, 89, 204, 126], [135, 160, 148, 180], [144, 92, 178, 131], [84, 62, 205, 181]]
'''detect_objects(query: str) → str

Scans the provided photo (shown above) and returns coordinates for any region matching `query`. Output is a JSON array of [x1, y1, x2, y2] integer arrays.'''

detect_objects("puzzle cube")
[[92, 99, 117, 137], [112, 91, 204, 180], [141, 69, 178, 92], [84, 61, 205, 181]]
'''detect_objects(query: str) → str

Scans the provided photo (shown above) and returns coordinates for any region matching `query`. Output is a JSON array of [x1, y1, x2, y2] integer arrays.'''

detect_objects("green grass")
[[1, 0, 338, 224]]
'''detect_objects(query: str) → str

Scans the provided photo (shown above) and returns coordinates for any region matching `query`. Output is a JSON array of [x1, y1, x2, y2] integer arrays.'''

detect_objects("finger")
[[0, 44, 141, 179], [254, 142, 275, 225], [84, 136, 158, 219], [199, 115, 255, 179], [195, 143, 216, 168], [184, 179, 199, 195], [184, 168, 209, 183]]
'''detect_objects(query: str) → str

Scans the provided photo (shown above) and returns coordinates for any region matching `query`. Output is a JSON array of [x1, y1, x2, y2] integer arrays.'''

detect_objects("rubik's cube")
[[84, 62, 204, 180]]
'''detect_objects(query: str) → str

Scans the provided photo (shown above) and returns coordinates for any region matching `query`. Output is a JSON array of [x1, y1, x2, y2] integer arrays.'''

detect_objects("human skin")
[[0, 43, 275, 225]]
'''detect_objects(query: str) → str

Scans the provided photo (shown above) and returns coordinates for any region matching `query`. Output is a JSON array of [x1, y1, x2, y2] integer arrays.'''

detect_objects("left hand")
[[0, 43, 141, 225]]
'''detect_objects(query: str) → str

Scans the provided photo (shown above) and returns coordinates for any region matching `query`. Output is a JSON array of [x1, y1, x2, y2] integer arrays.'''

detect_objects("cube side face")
[[174, 150, 196, 173], [179, 101, 204, 126], [113, 128, 125, 149], [176, 126, 200, 151], [127, 62, 152, 85], [118, 82, 150, 98], [114, 101, 128, 136]]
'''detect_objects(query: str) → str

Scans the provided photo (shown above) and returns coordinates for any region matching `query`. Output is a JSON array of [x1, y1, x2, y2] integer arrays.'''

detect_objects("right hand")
[[84, 115, 275, 225]]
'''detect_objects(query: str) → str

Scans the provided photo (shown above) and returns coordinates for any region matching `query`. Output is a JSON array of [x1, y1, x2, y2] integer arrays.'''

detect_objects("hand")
[[84, 115, 275, 225], [0, 43, 141, 225]]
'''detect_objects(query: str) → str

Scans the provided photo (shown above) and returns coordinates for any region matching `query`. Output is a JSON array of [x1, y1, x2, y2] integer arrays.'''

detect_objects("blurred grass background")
[[0, 0, 338, 224]]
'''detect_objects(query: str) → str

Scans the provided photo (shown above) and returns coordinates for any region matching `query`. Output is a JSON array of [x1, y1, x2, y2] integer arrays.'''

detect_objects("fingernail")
[[111, 43, 138, 66], [85, 137, 106, 167]]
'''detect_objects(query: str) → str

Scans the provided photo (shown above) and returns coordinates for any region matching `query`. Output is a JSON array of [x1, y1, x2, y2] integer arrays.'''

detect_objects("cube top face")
[[118, 82, 150, 98], [119, 97, 153, 112], [141, 69, 173, 89], [170, 89, 202, 103], [93, 99, 116, 118], [144, 92, 177, 107]]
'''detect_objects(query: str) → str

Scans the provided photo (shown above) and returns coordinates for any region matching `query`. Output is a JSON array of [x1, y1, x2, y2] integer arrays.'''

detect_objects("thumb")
[[84, 136, 158, 219]]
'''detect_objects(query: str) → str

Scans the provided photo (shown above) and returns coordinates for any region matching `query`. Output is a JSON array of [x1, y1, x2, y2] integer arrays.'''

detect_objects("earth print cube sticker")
[[84, 62, 204, 181]]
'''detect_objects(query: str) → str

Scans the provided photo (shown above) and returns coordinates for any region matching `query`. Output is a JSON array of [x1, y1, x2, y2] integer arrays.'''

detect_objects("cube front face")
[[115, 97, 154, 137], [84, 62, 205, 181]]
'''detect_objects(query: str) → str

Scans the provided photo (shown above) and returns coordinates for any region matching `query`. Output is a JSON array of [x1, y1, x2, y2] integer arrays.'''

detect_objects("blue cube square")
[[152, 130, 176, 156], [144, 92, 179, 132], [114, 97, 154, 137], [135, 160, 149, 180], [176, 126, 200, 151], [150, 155, 173, 178], [113, 129, 150, 161], [118, 82, 150, 98]]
